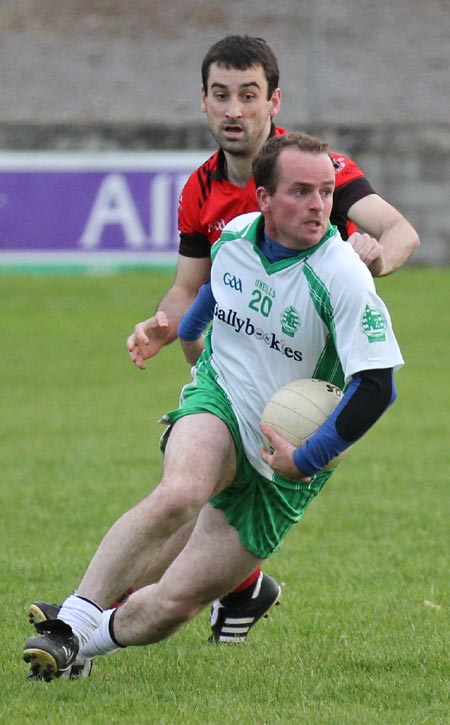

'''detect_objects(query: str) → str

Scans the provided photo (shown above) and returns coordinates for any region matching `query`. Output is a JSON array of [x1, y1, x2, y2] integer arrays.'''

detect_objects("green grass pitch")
[[1, 267, 448, 724]]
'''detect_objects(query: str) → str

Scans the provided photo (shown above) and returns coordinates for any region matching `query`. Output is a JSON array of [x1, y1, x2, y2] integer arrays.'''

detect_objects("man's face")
[[257, 148, 335, 249], [201, 62, 281, 157]]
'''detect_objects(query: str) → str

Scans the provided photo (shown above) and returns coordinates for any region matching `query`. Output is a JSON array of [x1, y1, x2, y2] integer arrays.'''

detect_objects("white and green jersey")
[[202, 211, 404, 480]]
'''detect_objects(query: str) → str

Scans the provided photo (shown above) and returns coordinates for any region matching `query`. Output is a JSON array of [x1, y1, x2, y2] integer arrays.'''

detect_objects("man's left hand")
[[348, 231, 385, 277], [260, 422, 310, 483]]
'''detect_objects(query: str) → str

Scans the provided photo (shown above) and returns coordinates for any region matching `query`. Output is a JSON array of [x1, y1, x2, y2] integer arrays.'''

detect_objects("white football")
[[261, 378, 348, 470]]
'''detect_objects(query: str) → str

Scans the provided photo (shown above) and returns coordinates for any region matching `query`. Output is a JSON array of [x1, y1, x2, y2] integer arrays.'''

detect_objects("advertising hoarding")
[[0, 151, 210, 271]]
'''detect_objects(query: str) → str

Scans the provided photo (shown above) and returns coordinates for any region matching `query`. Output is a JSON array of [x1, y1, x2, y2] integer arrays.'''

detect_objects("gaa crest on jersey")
[[361, 304, 387, 342], [223, 272, 243, 292], [280, 306, 301, 338]]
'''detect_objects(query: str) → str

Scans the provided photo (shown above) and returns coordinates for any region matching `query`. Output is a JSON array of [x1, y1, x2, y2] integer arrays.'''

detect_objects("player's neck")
[[223, 154, 254, 188]]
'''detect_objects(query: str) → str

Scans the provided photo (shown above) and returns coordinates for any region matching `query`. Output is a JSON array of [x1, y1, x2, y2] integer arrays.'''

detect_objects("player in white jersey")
[[180, 210, 402, 485], [23, 132, 403, 681]]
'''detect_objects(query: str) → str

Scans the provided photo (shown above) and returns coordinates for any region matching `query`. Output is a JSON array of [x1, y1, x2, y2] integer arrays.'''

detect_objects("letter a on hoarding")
[[80, 174, 146, 249]]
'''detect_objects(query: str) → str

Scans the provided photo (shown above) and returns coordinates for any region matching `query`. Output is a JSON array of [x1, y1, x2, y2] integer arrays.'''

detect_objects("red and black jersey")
[[178, 126, 375, 258]]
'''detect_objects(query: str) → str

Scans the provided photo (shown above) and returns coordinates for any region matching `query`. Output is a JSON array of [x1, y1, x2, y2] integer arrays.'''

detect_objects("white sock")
[[78, 609, 122, 659], [58, 593, 103, 650]]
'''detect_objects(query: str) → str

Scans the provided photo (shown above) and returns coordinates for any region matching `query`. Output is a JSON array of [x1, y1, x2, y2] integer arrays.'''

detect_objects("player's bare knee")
[[148, 478, 206, 526]]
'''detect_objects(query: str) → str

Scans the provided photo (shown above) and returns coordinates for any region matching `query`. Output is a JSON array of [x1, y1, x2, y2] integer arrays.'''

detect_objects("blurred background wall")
[[1, 0, 449, 264]]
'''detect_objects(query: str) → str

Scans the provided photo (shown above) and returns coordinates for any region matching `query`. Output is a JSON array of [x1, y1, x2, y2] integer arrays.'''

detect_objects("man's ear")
[[268, 88, 281, 118], [256, 186, 270, 213], [201, 85, 207, 113]]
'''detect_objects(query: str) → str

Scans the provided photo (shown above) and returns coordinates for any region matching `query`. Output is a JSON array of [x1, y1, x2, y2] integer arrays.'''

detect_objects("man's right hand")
[[127, 311, 171, 370]]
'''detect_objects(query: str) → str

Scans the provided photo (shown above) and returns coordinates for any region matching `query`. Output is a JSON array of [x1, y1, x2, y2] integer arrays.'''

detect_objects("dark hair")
[[253, 132, 330, 194], [201, 35, 280, 98]]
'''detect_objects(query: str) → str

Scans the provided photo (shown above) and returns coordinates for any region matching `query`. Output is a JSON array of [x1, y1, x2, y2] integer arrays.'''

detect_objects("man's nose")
[[310, 190, 324, 209], [225, 97, 243, 118]]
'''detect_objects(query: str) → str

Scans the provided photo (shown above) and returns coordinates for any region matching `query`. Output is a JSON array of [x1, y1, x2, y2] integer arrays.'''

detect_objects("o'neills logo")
[[214, 305, 303, 361]]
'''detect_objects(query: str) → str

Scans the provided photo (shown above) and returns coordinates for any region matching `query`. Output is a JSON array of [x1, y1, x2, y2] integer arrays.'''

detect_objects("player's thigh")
[[161, 413, 237, 505], [157, 504, 262, 607]]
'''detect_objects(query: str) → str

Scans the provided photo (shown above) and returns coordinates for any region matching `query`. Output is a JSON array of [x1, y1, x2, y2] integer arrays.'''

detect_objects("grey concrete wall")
[[1, 0, 449, 264]]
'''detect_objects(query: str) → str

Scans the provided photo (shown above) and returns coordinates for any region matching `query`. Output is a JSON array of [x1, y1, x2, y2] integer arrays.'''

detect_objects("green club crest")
[[361, 304, 387, 342], [281, 306, 301, 337]]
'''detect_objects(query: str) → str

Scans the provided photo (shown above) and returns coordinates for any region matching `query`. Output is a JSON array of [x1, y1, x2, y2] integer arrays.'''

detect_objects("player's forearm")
[[376, 219, 420, 276], [156, 286, 199, 343]]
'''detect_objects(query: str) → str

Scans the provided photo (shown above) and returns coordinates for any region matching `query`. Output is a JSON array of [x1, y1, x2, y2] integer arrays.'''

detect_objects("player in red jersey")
[[126, 35, 419, 643], [179, 131, 366, 251]]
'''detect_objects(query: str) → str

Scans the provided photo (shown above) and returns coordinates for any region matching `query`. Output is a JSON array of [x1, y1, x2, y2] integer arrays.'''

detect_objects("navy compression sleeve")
[[293, 368, 397, 476], [178, 281, 215, 341]]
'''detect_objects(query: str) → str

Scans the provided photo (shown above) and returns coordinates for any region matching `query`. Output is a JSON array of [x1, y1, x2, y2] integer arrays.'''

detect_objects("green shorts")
[[161, 359, 333, 559]]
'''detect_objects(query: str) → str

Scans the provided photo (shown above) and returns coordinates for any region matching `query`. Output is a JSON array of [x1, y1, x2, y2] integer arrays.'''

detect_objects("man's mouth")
[[222, 123, 244, 136]]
